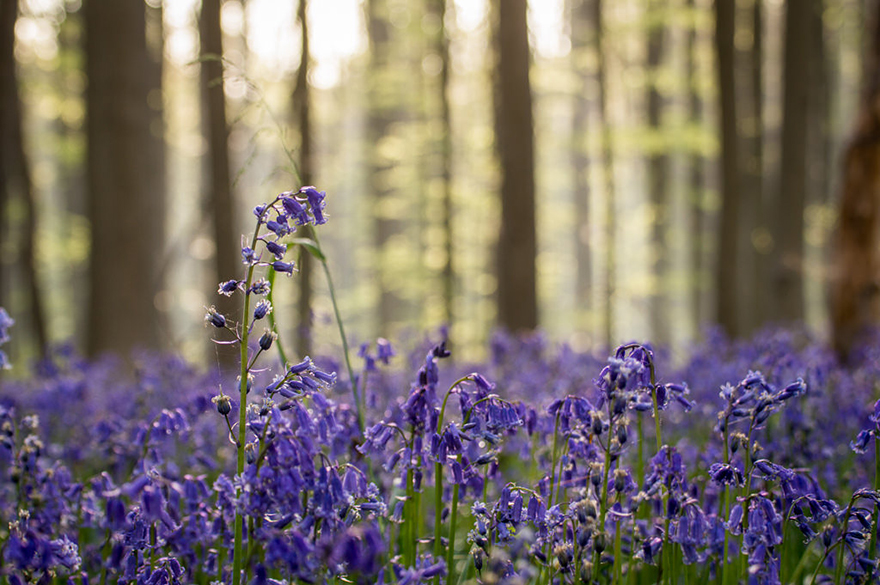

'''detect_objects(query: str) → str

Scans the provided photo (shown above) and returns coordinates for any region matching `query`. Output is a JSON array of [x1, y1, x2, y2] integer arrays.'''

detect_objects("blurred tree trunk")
[[427, 0, 455, 329], [714, 0, 740, 336], [595, 0, 616, 347], [830, 1, 880, 359], [294, 0, 314, 357], [366, 0, 397, 337], [736, 0, 764, 334], [0, 0, 48, 355], [200, 0, 238, 368], [646, 0, 668, 346], [774, 0, 809, 322], [687, 0, 706, 329], [570, 0, 592, 330], [492, 0, 537, 333], [85, 0, 166, 356]]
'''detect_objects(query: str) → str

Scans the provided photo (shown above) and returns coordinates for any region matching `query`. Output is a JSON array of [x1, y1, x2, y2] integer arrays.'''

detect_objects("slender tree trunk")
[[749, 0, 768, 332], [714, 0, 740, 336], [687, 0, 706, 330], [366, 0, 397, 337], [492, 0, 538, 332], [646, 0, 669, 346], [775, 0, 810, 322], [830, 0, 880, 359], [736, 0, 764, 334], [428, 0, 455, 330], [595, 0, 616, 348], [200, 0, 238, 367], [294, 0, 314, 357], [570, 0, 593, 329], [0, 0, 48, 355], [86, 0, 166, 356]]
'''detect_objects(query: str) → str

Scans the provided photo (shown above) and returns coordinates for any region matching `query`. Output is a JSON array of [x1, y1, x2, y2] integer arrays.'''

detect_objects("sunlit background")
[[4, 0, 865, 368]]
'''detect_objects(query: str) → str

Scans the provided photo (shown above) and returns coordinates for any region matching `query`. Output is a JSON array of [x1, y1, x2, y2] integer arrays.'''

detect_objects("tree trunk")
[[595, 0, 616, 348], [85, 0, 166, 356], [0, 0, 48, 355], [200, 0, 238, 368], [736, 0, 764, 334], [687, 0, 706, 330], [428, 0, 455, 330], [646, 0, 668, 346], [492, 0, 538, 332], [714, 0, 740, 336], [830, 1, 880, 359], [570, 0, 592, 331], [366, 0, 398, 337], [294, 0, 314, 358], [775, 0, 810, 322]]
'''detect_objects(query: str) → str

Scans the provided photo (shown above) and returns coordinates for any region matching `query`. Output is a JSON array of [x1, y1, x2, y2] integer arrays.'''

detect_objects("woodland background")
[[0, 0, 876, 370]]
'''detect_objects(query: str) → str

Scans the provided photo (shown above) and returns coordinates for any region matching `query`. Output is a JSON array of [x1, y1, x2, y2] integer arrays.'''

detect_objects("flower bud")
[[212, 394, 232, 416], [259, 330, 277, 351]]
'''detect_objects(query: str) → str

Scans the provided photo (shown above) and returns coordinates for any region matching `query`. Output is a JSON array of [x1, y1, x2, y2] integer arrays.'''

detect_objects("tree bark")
[[595, 0, 616, 347], [830, 0, 880, 359], [714, 0, 740, 336], [85, 0, 166, 356], [0, 0, 48, 355], [492, 0, 538, 332], [294, 0, 314, 357], [366, 0, 398, 337], [775, 0, 810, 322], [687, 0, 706, 329], [646, 0, 669, 346], [200, 0, 238, 367], [570, 0, 593, 329], [427, 0, 455, 330]]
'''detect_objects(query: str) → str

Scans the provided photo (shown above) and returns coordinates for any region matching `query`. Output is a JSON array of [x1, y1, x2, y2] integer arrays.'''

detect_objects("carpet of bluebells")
[[2, 188, 880, 585]]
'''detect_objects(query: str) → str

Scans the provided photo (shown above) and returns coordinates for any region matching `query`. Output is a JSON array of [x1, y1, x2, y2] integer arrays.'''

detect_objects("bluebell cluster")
[[2, 189, 880, 584]]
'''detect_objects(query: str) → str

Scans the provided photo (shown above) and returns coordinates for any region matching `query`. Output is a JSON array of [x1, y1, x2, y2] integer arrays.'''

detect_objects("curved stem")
[[311, 229, 363, 433]]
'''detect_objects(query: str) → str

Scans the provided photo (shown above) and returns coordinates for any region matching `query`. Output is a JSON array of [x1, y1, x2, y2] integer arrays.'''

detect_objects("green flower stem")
[[232, 205, 271, 585], [613, 498, 623, 585], [265, 266, 288, 366], [447, 480, 460, 585], [310, 229, 363, 433], [444, 395, 496, 585], [434, 376, 472, 585], [870, 435, 880, 578], [720, 425, 731, 585]]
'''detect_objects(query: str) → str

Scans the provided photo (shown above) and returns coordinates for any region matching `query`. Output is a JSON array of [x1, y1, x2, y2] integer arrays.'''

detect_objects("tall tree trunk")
[[200, 0, 238, 368], [570, 0, 592, 331], [595, 0, 616, 348], [687, 0, 706, 330], [294, 0, 314, 357], [366, 0, 397, 337], [775, 0, 810, 322], [736, 0, 764, 334], [0, 0, 48, 355], [646, 0, 669, 346], [749, 0, 768, 333], [427, 0, 455, 330], [714, 0, 740, 336], [492, 0, 538, 332], [85, 0, 166, 356], [830, 0, 880, 359]]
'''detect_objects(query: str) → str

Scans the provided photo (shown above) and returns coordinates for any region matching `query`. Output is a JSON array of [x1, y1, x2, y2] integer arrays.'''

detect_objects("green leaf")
[[288, 238, 325, 261]]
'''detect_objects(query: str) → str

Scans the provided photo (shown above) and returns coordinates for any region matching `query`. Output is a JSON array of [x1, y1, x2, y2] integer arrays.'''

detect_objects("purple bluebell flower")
[[218, 280, 240, 296], [272, 260, 296, 275]]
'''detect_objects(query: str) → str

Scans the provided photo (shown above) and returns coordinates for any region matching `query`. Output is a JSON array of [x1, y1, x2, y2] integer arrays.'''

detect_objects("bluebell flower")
[[204, 307, 226, 328], [272, 260, 296, 275], [218, 280, 240, 296], [253, 299, 272, 321], [300, 187, 327, 224], [242, 246, 260, 265]]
